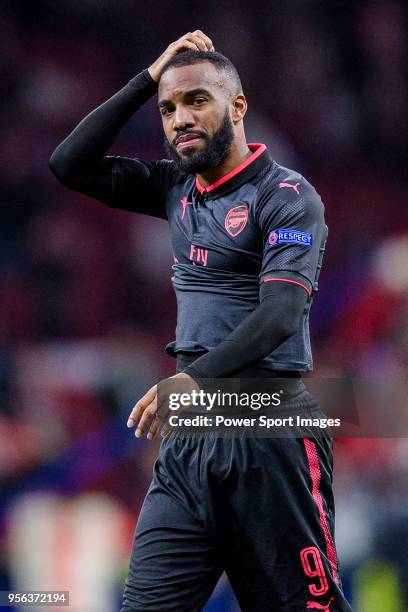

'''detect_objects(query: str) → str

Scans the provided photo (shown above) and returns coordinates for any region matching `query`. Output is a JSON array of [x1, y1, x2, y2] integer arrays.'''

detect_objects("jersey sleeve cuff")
[[127, 69, 158, 101], [261, 271, 312, 296], [182, 365, 207, 382]]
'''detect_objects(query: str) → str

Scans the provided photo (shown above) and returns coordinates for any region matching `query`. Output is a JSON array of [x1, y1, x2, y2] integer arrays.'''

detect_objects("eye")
[[192, 98, 207, 106], [160, 106, 173, 116]]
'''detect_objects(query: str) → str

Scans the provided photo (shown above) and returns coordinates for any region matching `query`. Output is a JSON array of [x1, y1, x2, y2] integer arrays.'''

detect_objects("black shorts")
[[121, 363, 352, 611]]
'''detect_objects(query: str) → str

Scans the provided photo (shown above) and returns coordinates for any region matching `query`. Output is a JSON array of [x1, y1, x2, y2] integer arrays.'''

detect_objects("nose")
[[173, 104, 195, 130]]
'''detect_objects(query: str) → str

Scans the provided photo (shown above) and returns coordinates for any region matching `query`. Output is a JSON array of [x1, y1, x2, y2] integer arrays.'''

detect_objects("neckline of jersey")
[[195, 143, 269, 197]]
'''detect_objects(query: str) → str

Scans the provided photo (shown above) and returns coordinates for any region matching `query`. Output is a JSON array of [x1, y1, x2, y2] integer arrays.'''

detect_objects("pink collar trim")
[[195, 143, 267, 194]]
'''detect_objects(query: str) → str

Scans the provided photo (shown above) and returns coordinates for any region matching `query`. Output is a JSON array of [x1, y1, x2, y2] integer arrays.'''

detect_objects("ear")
[[230, 94, 247, 123]]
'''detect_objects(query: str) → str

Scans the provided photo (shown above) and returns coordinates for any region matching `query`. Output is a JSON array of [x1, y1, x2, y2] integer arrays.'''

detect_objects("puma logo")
[[307, 596, 334, 611], [279, 181, 300, 195], [180, 196, 193, 219]]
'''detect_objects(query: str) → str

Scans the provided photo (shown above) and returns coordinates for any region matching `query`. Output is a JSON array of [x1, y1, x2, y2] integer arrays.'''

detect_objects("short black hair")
[[159, 50, 243, 95]]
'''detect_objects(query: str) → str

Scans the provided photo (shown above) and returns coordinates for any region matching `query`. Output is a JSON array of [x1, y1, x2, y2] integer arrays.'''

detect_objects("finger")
[[192, 30, 214, 51], [147, 415, 162, 440], [186, 34, 208, 52], [192, 30, 213, 47], [127, 401, 146, 428], [135, 403, 157, 438], [127, 386, 157, 427], [160, 422, 172, 438], [177, 39, 202, 52], [172, 33, 201, 52], [127, 392, 154, 428]]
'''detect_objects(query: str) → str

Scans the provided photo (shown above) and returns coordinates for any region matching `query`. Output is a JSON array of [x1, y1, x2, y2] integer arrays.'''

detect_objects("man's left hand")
[[127, 372, 198, 440]]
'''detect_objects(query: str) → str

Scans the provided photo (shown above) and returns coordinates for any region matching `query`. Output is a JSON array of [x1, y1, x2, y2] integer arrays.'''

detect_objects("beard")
[[164, 110, 234, 174]]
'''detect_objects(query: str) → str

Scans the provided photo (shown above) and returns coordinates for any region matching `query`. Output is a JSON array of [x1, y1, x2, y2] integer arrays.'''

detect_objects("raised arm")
[[48, 70, 157, 191], [49, 31, 214, 211]]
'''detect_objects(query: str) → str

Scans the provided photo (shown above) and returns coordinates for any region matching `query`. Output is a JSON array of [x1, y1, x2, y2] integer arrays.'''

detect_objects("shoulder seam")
[[253, 162, 280, 225]]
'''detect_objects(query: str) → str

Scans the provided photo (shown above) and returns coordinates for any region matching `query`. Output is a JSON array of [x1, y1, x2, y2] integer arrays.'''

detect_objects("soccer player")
[[50, 31, 352, 611]]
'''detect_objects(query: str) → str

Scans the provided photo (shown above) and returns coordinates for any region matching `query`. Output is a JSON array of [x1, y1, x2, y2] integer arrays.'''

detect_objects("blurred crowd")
[[1, 1, 408, 610]]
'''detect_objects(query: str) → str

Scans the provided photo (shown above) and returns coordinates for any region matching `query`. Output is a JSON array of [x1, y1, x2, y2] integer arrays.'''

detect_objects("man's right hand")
[[148, 30, 214, 83]]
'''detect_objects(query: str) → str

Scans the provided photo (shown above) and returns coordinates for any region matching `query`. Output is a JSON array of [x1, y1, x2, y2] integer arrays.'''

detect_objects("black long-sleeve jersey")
[[50, 70, 327, 373]]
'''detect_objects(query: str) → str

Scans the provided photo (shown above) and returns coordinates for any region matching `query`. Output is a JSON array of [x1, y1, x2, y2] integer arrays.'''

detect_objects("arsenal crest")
[[224, 204, 248, 237]]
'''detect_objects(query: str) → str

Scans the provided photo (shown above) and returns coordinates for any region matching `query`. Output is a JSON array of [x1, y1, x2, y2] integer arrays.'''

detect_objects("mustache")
[[172, 130, 208, 147]]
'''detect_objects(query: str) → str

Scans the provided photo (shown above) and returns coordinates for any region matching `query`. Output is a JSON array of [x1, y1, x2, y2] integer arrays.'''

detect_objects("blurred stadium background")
[[1, 1, 408, 610]]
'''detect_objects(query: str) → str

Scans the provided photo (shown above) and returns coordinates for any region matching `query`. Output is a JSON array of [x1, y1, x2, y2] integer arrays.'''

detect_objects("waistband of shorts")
[[176, 352, 301, 379]]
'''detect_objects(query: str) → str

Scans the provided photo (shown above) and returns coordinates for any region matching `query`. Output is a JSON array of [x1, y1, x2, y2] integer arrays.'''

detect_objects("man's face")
[[158, 62, 234, 174]]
